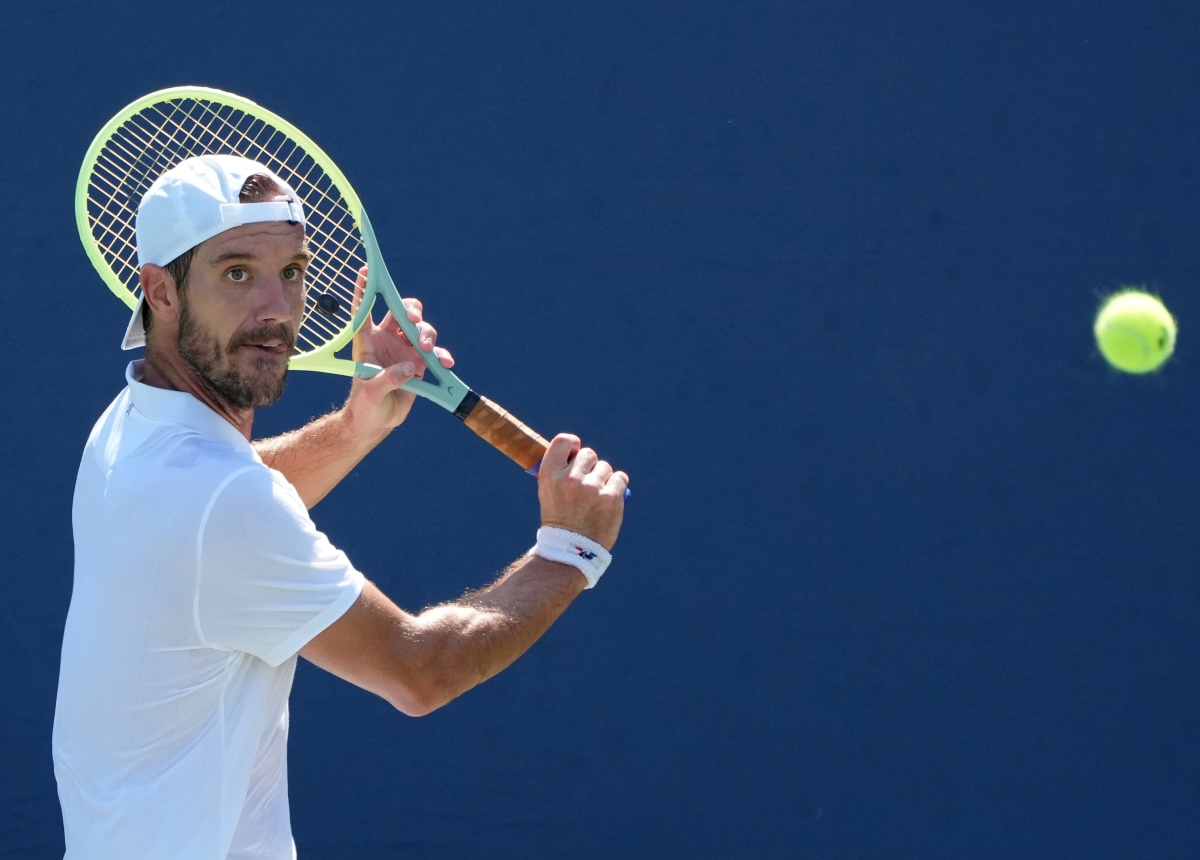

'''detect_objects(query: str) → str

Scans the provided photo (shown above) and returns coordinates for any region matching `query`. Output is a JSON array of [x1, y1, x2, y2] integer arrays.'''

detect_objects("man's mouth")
[[230, 326, 295, 357], [242, 340, 289, 355]]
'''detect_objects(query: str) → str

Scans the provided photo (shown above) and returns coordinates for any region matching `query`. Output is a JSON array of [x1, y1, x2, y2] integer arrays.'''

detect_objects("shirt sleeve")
[[196, 466, 366, 666]]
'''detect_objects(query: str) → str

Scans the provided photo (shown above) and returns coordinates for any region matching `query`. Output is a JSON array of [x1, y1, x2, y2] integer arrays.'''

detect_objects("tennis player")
[[53, 155, 628, 859]]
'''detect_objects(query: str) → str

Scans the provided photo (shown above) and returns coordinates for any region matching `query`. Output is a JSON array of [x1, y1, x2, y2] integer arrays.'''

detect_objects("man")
[[53, 155, 628, 859]]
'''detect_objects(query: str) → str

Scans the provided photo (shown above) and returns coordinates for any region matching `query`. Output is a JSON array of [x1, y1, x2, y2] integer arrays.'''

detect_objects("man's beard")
[[176, 297, 294, 411]]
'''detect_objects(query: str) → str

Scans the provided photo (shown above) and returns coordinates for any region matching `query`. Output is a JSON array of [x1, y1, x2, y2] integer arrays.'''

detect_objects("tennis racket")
[[77, 86, 622, 492]]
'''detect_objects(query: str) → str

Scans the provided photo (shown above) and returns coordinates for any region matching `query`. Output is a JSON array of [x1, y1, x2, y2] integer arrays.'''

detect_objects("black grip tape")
[[452, 389, 480, 422]]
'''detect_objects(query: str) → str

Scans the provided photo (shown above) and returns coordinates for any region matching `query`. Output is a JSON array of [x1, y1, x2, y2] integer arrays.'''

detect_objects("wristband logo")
[[573, 546, 597, 560]]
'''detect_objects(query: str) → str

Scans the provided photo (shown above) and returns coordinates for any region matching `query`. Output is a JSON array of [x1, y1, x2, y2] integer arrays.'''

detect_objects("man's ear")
[[139, 264, 181, 326]]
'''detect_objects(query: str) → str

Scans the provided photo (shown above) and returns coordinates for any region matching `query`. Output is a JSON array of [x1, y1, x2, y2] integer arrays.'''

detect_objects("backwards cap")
[[122, 154, 306, 350]]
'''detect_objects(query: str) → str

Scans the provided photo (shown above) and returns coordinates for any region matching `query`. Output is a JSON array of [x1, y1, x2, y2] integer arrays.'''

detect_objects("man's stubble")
[[176, 290, 294, 411]]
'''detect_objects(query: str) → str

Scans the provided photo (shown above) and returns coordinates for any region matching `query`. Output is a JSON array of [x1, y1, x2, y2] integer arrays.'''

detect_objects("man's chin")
[[219, 354, 289, 409], [244, 365, 289, 408]]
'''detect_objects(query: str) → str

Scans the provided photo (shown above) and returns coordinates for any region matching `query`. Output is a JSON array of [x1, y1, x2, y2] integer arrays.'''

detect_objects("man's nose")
[[257, 274, 298, 323]]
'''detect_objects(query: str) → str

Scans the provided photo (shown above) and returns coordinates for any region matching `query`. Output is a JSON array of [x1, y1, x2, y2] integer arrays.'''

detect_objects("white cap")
[[122, 154, 306, 349]]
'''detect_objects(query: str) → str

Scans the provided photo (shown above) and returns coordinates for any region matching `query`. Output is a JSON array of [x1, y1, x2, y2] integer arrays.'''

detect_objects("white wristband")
[[532, 526, 612, 589]]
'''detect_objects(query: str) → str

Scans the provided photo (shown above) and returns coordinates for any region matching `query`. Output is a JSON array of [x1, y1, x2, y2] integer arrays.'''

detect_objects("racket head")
[[76, 86, 372, 371]]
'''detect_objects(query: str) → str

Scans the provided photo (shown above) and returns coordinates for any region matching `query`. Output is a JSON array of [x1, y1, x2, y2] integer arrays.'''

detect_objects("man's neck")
[[139, 346, 255, 440]]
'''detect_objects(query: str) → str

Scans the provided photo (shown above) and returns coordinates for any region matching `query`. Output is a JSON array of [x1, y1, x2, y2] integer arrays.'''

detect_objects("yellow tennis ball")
[[1094, 289, 1177, 374]]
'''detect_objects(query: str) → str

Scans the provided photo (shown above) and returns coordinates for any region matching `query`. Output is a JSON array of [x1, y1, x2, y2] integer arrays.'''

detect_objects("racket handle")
[[454, 391, 630, 501], [455, 392, 549, 470]]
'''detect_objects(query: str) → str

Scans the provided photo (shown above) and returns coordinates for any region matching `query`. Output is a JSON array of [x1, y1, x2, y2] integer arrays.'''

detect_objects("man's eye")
[[282, 266, 302, 282], [227, 268, 248, 283]]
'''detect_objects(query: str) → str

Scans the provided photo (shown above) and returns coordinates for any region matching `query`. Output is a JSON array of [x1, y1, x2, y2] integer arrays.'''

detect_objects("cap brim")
[[121, 296, 146, 350]]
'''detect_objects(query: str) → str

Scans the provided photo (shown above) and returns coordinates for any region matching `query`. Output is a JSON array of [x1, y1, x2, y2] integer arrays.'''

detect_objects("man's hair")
[[141, 173, 288, 335]]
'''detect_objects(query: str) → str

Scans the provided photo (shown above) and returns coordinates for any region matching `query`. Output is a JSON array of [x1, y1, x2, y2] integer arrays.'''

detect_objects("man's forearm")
[[297, 432, 626, 717], [406, 555, 587, 709], [254, 407, 390, 508]]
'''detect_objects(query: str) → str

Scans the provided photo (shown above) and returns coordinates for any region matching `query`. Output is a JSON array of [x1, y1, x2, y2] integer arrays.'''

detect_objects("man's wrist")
[[531, 526, 612, 589], [339, 393, 394, 449]]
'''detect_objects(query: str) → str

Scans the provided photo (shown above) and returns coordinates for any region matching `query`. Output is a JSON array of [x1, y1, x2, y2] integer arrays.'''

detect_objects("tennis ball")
[[1094, 289, 1176, 374]]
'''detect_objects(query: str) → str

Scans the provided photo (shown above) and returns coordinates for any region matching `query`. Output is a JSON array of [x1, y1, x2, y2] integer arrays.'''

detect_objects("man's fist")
[[537, 434, 628, 551]]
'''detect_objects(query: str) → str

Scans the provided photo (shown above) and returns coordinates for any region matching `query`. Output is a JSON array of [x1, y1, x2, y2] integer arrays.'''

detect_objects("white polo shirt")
[[54, 362, 366, 860]]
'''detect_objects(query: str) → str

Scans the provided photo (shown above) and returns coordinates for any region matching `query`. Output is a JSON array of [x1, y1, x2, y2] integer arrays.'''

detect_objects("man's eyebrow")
[[208, 250, 314, 265], [208, 252, 255, 265]]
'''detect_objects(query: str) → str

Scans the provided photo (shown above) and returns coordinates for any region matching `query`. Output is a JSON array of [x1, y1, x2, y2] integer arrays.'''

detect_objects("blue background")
[[2, 1, 1199, 857]]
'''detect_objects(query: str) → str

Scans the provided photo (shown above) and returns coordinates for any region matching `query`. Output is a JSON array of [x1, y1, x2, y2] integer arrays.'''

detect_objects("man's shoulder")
[[148, 431, 274, 518], [160, 426, 257, 472], [204, 460, 307, 528], [81, 386, 266, 501], [132, 416, 257, 476]]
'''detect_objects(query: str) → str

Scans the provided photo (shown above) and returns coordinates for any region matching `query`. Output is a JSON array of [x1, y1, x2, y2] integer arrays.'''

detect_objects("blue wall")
[[2, 2, 1199, 857]]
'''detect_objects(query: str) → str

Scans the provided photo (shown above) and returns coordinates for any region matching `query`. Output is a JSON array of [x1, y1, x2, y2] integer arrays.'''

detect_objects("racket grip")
[[454, 391, 631, 501], [455, 392, 549, 471]]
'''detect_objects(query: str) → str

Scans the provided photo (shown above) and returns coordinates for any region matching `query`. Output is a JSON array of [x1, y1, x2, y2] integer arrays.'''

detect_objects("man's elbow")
[[379, 605, 489, 717], [388, 693, 439, 718], [380, 631, 474, 717], [382, 673, 460, 717]]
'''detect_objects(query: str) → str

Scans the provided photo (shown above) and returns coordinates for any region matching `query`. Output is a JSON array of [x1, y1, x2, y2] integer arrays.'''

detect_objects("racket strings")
[[106, 100, 362, 352], [84, 96, 366, 355]]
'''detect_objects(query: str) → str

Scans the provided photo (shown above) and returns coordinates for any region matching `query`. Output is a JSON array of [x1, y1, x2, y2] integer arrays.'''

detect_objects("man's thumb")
[[371, 361, 416, 394]]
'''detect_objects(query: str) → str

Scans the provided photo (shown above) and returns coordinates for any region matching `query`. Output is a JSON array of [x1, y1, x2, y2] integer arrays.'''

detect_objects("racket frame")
[[74, 86, 630, 495], [74, 85, 469, 414]]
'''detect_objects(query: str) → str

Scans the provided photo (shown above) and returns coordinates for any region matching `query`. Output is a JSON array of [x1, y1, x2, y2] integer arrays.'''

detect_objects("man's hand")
[[343, 266, 454, 438], [537, 434, 628, 550], [257, 268, 455, 507]]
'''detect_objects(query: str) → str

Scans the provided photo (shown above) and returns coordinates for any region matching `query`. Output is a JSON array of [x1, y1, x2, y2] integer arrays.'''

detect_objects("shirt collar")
[[125, 360, 257, 456]]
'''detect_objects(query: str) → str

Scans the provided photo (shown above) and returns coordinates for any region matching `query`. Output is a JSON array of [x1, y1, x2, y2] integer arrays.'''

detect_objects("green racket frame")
[[74, 86, 469, 413], [76, 85, 624, 490]]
